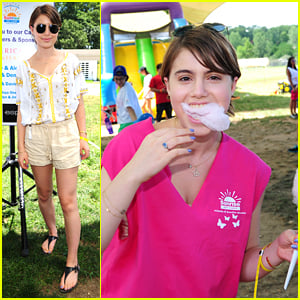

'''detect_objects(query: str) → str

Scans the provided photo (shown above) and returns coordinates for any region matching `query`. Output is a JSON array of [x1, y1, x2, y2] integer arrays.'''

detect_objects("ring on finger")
[[162, 142, 169, 150]]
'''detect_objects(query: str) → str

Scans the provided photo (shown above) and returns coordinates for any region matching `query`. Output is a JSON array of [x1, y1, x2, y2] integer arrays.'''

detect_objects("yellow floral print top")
[[16, 52, 88, 126]]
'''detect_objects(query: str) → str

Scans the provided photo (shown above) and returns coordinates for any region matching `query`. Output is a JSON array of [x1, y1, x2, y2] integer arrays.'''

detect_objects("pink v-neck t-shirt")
[[101, 118, 271, 298]]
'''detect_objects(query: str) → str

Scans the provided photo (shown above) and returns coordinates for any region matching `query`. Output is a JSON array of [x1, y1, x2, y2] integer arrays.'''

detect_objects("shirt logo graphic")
[[219, 189, 241, 211]]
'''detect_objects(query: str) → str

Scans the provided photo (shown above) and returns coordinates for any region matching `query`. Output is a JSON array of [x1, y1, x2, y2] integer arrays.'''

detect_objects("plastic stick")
[[284, 250, 298, 290]]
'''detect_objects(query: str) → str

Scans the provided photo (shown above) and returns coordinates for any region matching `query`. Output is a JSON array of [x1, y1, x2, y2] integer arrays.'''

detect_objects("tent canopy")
[[180, 2, 223, 24], [109, 2, 224, 33]]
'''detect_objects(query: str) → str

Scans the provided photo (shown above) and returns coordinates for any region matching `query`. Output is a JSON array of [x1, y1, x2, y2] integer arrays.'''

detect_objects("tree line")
[[228, 25, 298, 59], [55, 2, 100, 49]]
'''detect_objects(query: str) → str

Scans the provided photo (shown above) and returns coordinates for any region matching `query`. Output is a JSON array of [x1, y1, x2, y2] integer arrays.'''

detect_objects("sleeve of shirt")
[[149, 77, 155, 89], [124, 84, 138, 109], [15, 62, 24, 105], [72, 53, 88, 97]]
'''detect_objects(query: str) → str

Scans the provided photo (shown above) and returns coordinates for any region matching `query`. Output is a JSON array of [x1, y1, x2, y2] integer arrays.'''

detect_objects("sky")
[[204, 2, 298, 28]]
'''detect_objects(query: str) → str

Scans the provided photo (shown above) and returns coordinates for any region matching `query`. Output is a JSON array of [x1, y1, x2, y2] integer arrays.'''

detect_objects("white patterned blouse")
[[16, 52, 88, 126]]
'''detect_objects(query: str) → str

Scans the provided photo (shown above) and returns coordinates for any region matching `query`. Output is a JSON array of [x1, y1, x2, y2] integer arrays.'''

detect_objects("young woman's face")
[[164, 48, 238, 135], [30, 14, 59, 49]]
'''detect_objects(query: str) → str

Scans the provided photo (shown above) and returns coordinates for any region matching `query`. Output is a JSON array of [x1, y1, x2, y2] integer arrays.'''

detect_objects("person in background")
[[16, 4, 89, 293], [138, 66, 154, 116], [101, 24, 297, 298], [286, 56, 298, 118], [149, 63, 173, 122], [113, 65, 143, 132]]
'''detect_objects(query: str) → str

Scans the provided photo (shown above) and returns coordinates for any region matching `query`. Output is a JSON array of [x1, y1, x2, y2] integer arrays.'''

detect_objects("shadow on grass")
[[2, 221, 100, 298]]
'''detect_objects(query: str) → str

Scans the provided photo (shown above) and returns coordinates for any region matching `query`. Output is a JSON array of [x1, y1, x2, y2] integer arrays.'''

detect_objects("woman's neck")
[[34, 47, 59, 59]]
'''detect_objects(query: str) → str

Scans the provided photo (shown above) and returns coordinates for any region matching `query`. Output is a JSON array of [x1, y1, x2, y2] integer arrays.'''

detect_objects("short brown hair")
[[29, 4, 62, 28], [161, 25, 241, 115]]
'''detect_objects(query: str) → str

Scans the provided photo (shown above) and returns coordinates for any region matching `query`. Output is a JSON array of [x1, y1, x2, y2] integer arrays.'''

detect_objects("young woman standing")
[[16, 5, 89, 293]]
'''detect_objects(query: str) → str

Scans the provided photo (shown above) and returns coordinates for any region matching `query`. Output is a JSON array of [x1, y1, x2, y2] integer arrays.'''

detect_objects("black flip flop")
[[42, 235, 58, 255], [59, 265, 80, 293]]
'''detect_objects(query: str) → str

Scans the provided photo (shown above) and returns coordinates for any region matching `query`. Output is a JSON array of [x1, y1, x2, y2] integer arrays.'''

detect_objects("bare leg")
[[146, 98, 153, 115], [141, 99, 148, 114], [56, 167, 81, 291], [31, 165, 58, 253], [292, 100, 297, 115]]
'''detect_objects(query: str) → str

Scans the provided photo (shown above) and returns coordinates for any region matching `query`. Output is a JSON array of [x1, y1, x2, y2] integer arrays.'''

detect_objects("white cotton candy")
[[181, 102, 230, 131]]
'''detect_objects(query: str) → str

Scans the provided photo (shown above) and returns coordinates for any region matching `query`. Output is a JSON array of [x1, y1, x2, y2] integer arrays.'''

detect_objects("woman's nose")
[[191, 79, 208, 98]]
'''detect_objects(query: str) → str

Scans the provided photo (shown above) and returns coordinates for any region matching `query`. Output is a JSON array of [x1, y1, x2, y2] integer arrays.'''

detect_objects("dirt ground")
[[65, 278, 100, 298], [229, 116, 298, 298], [100, 115, 298, 298]]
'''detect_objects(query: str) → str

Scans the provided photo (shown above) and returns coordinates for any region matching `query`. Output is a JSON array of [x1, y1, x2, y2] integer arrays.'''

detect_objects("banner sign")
[[2, 2, 53, 125]]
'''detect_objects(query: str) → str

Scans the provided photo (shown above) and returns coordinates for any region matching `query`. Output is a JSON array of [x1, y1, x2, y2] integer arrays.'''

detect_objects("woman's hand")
[[18, 151, 29, 169], [126, 127, 195, 184], [277, 229, 298, 262], [80, 139, 90, 160]]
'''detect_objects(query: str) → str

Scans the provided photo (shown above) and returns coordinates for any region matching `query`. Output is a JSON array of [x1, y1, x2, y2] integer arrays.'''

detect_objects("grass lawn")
[[2, 86, 100, 297], [231, 66, 291, 116]]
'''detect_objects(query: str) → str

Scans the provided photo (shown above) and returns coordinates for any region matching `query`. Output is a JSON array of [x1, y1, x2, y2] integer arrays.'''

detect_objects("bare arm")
[[286, 68, 296, 91], [101, 165, 141, 253], [127, 107, 137, 121], [17, 106, 29, 169], [240, 195, 297, 281], [150, 87, 167, 94], [101, 127, 196, 253], [75, 94, 90, 160]]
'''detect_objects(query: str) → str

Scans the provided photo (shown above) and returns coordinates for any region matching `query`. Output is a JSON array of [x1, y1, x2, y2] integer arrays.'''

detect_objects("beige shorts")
[[25, 118, 81, 169]]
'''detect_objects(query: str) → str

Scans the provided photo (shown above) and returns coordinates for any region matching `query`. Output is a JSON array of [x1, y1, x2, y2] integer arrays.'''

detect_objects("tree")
[[273, 42, 294, 58], [57, 19, 89, 49], [229, 24, 298, 59], [236, 38, 254, 58], [288, 26, 298, 48], [229, 31, 243, 49], [253, 31, 267, 57], [55, 2, 100, 49]]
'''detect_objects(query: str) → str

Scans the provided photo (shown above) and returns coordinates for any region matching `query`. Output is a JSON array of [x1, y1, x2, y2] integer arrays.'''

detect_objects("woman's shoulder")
[[16, 60, 30, 75], [153, 118, 174, 131], [102, 118, 154, 172], [105, 118, 152, 150], [65, 51, 76, 59], [223, 133, 270, 170]]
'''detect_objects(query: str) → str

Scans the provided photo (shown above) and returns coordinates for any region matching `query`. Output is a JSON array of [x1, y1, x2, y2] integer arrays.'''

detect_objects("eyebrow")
[[174, 69, 218, 76], [174, 69, 193, 75]]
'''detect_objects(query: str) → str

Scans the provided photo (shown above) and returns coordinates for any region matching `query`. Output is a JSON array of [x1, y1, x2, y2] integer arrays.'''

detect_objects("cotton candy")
[[181, 102, 230, 131]]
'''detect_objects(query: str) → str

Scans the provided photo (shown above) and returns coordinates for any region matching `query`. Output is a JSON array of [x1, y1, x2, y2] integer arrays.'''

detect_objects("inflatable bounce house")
[[101, 2, 188, 123]]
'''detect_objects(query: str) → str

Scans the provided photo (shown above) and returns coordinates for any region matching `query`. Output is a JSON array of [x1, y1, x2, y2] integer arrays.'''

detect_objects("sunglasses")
[[35, 24, 59, 34], [173, 23, 228, 37]]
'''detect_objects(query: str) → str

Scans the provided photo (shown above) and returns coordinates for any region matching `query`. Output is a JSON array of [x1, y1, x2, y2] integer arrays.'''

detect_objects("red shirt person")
[[149, 63, 173, 122]]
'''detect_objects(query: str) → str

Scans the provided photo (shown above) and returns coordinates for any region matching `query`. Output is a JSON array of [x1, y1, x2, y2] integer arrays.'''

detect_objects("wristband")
[[80, 136, 88, 142]]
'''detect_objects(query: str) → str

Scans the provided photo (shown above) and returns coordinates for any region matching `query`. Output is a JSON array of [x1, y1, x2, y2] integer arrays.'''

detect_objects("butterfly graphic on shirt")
[[217, 218, 227, 229], [232, 220, 240, 228], [217, 216, 241, 229]]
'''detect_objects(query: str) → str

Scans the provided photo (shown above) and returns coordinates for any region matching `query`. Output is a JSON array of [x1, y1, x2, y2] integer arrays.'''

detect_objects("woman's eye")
[[208, 75, 222, 81], [179, 76, 191, 81], [209, 75, 221, 80]]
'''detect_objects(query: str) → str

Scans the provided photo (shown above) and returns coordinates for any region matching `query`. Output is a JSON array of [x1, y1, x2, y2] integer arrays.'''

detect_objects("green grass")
[[237, 65, 288, 95], [2, 85, 100, 298], [230, 66, 291, 115], [233, 92, 290, 112]]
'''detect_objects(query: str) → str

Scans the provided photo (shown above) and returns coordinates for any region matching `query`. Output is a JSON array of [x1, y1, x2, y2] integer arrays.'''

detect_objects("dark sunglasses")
[[35, 24, 59, 34], [173, 23, 228, 37]]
